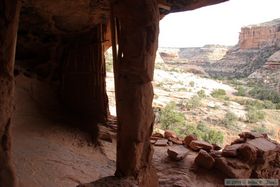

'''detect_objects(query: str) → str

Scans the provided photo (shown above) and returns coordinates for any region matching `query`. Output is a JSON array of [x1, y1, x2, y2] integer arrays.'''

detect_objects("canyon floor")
[[107, 63, 280, 146]]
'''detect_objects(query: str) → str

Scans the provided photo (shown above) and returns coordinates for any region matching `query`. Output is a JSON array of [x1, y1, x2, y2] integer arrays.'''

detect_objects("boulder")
[[167, 146, 189, 161], [222, 144, 243, 157], [189, 140, 213, 152], [247, 138, 278, 164], [154, 139, 168, 146], [210, 150, 222, 158], [151, 132, 164, 139], [237, 143, 257, 164], [239, 132, 265, 139], [252, 167, 280, 179], [212, 144, 222, 151], [195, 150, 215, 169], [215, 157, 252, 178], [231, 138, 246, 145], [183, 135, 197, 147], [150, 136, 160, 141], [164, 130, 177, 139], [168, 137, 183, 145]]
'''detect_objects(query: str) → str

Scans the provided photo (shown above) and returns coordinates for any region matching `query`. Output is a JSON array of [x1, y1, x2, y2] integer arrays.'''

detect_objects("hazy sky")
[[159, 0, 280, 47]]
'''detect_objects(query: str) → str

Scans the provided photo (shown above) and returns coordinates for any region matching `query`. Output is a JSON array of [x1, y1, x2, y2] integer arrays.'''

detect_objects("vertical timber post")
[[0, 0, 21, 186], [112, 0, 159, 186]]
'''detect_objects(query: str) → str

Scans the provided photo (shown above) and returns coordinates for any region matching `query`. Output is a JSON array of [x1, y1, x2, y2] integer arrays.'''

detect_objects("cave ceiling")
[[20, 0, 228, 35]]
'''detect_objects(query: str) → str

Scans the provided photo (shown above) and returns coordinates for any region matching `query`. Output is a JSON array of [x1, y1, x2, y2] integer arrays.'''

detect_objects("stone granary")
[[0, 0, 228, 186]]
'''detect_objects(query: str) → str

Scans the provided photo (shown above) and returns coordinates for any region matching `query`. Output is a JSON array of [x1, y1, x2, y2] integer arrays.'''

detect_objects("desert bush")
[[211, 89, 226, 99], [263, 100, 276, 109], [276, 103, 280, 110], [182, 123, 203, 138], [251, 124, 275, 137], [202, 129, 224, 145], [252, 125, 269, 134], [227, 79, 243, 86], [247, 107, 265, 123], [249, 87, 280, 104], [106, 59, 113, 72], [245, 99, 264, 110], [223, 111, 238, 129], [189, 81, 195, 87], [233, 98, 265, 110], [183, 122, 224, 145], [159, 102, 185, 130], [197, 121, 208, 132], [177, 87, 188, 92], [180, 95, 202, 110], [197, 90, 206, 98], [235, 86, 246, 96]]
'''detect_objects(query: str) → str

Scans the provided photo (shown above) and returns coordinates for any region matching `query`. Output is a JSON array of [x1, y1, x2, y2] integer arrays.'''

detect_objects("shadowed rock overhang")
[[19, 0, 228, 35]]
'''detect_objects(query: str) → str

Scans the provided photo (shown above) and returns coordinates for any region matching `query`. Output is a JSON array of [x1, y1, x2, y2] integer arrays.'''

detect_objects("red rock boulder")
[[189, 140, 213, 152], [183, 135, 197, 147], [195, 149, 215, 169], [167, 146, 189, 161], [164, 130, 177, 139]]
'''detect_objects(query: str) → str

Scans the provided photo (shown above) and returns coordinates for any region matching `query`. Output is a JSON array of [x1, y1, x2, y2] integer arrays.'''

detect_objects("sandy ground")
[[11, 74, 226, 187], [12, 75, 115, 187]]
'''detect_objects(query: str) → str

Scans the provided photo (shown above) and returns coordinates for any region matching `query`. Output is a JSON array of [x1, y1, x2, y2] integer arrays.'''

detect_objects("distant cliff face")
[[239, 19, 280, 49], [158, 45, 229, 64], [156, 18, 280, 83], [249, 50, 280, 93]]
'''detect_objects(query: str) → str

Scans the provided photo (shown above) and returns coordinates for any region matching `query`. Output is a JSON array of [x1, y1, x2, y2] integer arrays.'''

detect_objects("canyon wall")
[[159, 45, 229, 64], [239, 19, 280, 49], [157, 18, 280, 80]]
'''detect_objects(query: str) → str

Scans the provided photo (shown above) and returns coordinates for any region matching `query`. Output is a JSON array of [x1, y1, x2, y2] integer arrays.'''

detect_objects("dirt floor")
[[12, 75, 225, 187]]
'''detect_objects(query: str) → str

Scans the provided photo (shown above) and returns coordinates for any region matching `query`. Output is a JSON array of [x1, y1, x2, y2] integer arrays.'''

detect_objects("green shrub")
[[177, 87, 188, 92], [245, 100, 264, 110], [228, 79, 243, 86], [197, 90, 206, 98], [106, 60, 113, 72], [248, 87, 280, 104], [223, 111, 238, 129], [159, 102, 185, 130], [202, 129, 224, 145], [197, 121, 208, 132], [251, 124, 275, 137], [189, 81, 195, 87], [211, 89, 226, 99], [235, 86, 246, 96], [263, 100, 276, 109], [252, 125, 268, 134], [233, 99, 265, 110], [185, 96, 202, 110], [247, 107, 265, 123], [183, 124, 204, 139], [183, 122, 224, 145]]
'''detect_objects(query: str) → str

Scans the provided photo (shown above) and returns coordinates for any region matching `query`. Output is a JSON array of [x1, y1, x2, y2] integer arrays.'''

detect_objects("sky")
[[159, 0, 280, 47]]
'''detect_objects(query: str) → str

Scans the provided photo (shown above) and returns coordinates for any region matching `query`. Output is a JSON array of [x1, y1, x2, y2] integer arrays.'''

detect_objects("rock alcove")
[[9, 0, 280, 187]]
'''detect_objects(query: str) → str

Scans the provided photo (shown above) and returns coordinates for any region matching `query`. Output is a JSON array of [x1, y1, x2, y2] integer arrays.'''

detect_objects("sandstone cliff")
[[159, 45, 229, 64], [208, 19, 280, 78], [239, 19, 280, 49], [158, 19, 280, 79], [249, 50, 280, 93]]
